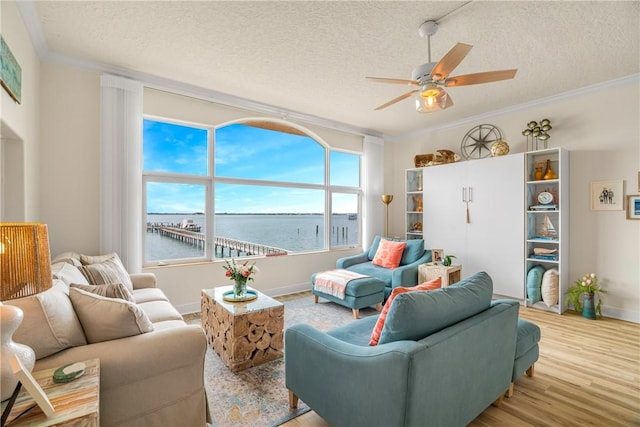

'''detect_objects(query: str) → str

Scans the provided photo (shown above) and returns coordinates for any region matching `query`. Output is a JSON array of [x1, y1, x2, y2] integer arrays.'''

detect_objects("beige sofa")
[[6, 252, 208, 427]]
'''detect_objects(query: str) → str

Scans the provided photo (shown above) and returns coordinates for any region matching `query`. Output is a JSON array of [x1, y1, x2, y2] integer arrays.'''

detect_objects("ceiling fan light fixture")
[[416, 86, 447, 113]]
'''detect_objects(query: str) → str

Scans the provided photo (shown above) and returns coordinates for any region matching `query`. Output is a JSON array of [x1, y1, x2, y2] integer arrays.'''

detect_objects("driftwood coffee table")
[[201, 285, 284, 372]]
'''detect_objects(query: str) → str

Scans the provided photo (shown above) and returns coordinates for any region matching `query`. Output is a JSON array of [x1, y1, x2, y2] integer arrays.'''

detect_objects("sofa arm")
[[130, 272, 157, 289], [285, 324, 423, 427], [390, 251, 432, 287], [35, 325, 207, 426], [336, 251, 369, 269]]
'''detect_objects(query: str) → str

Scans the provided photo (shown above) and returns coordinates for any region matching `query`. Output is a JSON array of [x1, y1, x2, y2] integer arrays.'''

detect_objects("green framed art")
[[0, 35, 22, 104]]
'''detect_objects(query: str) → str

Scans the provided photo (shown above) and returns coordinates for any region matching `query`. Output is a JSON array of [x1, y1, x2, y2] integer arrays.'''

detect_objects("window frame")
[[142, 116, 362, 267]]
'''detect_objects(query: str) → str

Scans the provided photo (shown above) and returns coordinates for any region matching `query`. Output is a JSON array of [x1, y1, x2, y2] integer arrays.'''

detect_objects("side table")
[[201, 286, 284, 372], [1, 358, 100, 426], [419, 264, 462, 287]]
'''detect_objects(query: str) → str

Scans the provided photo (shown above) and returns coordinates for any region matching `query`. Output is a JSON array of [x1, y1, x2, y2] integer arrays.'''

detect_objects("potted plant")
[[442, 254, 456, 267], [567, 272, 605, 319]]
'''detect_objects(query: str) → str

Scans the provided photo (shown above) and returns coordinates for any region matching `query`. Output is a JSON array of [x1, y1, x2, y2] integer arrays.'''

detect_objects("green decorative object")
[[53, 362, 86, 383], [442, 254, 456, 266], [567, 272, 605, 318]]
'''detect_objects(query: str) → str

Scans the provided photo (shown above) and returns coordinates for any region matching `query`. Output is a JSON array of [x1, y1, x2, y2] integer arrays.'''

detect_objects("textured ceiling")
[[28, 1, 640, 137]]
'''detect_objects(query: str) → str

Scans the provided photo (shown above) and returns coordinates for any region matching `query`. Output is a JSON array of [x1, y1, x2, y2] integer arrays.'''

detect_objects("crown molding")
[[390, 73, 640, 143]]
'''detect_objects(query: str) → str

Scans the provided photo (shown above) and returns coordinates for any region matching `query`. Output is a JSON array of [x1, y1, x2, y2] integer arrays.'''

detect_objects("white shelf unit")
[[524, 148, 569, 313], [405, 168, 424, 240]]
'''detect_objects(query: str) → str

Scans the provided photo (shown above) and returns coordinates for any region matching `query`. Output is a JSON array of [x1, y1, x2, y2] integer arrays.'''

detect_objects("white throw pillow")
[[69, 287, 153, 343], [7, 282, 87, 358], [51, 262, 90, 286], [541, 268, 559, 307]]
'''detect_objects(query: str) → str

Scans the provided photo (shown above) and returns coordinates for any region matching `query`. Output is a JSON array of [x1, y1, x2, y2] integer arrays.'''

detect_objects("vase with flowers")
[[567, 272, 605, 319], [223, 259, 258, 298]]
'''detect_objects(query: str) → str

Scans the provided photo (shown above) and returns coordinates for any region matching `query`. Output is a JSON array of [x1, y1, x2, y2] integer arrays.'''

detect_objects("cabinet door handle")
[[462, 187, 467, 202], [468, 187, 473, 202]]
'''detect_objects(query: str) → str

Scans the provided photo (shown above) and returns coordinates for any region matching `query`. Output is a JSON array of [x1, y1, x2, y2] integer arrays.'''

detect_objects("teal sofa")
[[286, 272, 520, 427], [335, 235, 432, 299]]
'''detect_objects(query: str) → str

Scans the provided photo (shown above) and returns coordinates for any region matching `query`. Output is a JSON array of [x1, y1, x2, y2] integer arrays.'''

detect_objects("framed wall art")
[[627, 195, 640, 220], [590, 180, 623, 211], [0, 35, 22, 104]]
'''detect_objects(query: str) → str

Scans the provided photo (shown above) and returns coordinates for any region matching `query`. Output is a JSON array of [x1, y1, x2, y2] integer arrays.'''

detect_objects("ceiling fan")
[[367, 20, 517, 113]]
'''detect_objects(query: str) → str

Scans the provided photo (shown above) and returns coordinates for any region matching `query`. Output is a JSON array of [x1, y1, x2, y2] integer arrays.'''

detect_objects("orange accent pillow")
[[369, 277, 442, 346], [371, 239, 407, 269]]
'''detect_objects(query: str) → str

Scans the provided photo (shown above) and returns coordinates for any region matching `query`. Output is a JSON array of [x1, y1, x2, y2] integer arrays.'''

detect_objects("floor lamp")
[[381, 195, 393, 237], [1, 223, 52, 402]]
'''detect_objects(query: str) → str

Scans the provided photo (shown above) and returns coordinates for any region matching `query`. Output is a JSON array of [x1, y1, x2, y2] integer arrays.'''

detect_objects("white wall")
[[389, 76, 640, 322], [38, 63, 362, 312], [0, 0, 41, 221]]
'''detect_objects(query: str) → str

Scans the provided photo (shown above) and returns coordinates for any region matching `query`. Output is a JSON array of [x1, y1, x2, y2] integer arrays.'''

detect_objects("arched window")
[[142, 118, 361, 265]]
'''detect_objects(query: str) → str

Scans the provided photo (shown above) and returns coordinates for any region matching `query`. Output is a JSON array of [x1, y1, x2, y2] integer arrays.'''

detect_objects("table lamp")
[[1, 223, 52, 401], [381, 194, 393, 237]]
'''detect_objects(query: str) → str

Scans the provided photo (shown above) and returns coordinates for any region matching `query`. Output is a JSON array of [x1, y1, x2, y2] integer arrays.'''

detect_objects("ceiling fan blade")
[[374, 90, 418, 110], [366, 77, 419, 86], [444, 69, 517, 87], [430, 43, 473, 80]]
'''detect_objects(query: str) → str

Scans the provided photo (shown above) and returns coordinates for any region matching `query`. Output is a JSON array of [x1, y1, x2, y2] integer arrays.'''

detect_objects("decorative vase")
[[1, 304, 36, 401], [543, 159, 557, 180], [582, 292, 597, 320], [233, 279, 248, 298], [534, 164, 544, 180]]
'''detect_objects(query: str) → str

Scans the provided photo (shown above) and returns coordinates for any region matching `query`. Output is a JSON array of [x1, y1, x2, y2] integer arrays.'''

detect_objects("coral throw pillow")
[[369, 277, 442, 346], [372, 239, 407, 269]]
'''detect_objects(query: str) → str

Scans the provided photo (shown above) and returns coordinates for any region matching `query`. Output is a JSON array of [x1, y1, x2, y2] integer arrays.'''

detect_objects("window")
[[142, 118, 361, 265]]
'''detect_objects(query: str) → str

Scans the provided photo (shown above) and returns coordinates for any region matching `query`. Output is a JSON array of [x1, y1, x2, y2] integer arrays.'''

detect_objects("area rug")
[[186, 291, 379, 427]]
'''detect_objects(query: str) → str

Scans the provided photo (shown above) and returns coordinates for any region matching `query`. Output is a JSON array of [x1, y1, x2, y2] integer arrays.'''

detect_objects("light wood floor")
[[282, 307, 640, 426]]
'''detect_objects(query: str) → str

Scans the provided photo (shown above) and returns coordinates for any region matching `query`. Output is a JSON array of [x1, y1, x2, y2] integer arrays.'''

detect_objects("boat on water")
[[348, 213, 357, 220], [181, 219, 201, 232]]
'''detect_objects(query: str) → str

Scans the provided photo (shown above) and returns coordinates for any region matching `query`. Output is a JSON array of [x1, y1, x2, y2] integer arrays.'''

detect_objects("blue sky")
[[143, 120, 359, 213]]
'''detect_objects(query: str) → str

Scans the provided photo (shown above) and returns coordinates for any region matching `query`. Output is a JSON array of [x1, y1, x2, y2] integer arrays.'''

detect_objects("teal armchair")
[[336, 235, 431, 299]]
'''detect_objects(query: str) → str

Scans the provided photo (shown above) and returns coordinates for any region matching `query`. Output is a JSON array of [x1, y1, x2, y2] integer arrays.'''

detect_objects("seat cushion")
[[378, 271, 493, 345], [515, 318, 541, 358], [343, 263, 394, 287], [138, 300, 184, 323], [132, 287, 170, 304]]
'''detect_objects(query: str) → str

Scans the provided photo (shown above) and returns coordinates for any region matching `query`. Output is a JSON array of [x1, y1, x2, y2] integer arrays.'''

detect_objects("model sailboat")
[[538, 215, 557, 239]]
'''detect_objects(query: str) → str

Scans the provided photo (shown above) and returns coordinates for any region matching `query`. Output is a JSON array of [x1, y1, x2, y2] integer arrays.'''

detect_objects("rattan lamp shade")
[[0, 223, 52, 301]]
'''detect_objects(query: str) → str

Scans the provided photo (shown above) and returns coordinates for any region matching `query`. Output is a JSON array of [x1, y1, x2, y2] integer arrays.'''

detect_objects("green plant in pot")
[[442, 254, 456, 266], [567, 272, 605, 318]]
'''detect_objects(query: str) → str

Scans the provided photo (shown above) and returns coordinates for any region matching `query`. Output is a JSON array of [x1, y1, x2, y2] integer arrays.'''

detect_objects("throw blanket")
[[314, 269, 369, 300]]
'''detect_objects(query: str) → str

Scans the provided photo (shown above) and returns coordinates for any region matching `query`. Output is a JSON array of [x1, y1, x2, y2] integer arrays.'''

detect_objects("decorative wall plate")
[[460, 124, 502, 160]]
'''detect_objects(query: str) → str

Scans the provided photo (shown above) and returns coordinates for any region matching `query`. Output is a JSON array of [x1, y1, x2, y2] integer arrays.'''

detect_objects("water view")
[[145, 213, 359, 262]]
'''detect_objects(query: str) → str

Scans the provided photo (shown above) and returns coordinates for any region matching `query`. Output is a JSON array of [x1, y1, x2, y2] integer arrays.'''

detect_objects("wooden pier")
[[147, 224, 288, 257]]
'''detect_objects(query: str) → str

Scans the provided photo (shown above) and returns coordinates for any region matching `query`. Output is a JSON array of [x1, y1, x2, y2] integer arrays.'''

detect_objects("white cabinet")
[[524, 148, 569, 313], [421, 154, 524, 299]]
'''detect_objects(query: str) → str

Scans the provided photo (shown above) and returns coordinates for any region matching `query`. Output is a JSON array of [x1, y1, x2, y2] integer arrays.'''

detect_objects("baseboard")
[[175, 282, 311, 315], [602, 306, 639, 324]]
